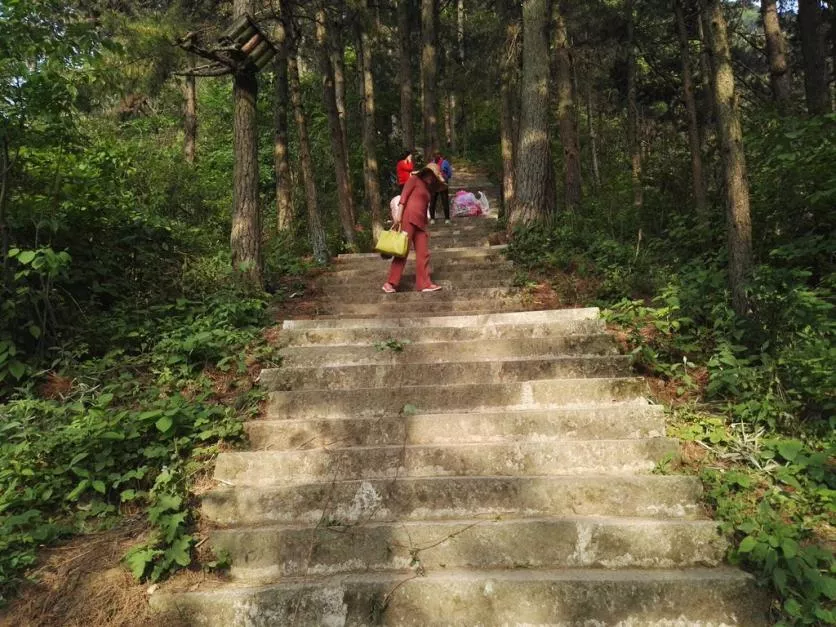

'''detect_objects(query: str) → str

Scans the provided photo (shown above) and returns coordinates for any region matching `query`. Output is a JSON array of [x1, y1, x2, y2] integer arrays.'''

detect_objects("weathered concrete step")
[[336, 246, 507, 262], [267, 378, 648, 419], [213, 517, 726, 581], [202, 474, 706, 526], [429, 237, 493, 248], [317, 277, 515, 293], [278, 334, 618, 367], [263, 355, 633, 391], [322, 287, 519, 305], [319, 299, 527, 317], [282, 308, 599, 330], [282, 319, 606, 347], [213, 438, 677, 486], [245, 405, 665, 451], [326, 259, 515, 279], [149, 567, 768, 626]]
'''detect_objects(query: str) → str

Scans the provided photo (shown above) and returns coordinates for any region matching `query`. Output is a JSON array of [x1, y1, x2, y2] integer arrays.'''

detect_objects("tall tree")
[[230, 0, 262, 289], [512, 0, 555, 225], [183, 57, 197, 163], [760, 0, 792, 112], [799, 0, 832, 115], [421, 0, 439, 158], [499, 0, 520, 215], [330, 9, 350, 163], [626, 0, 643, 210], [554, 2, 581, 211], [287, 8, 329, 264], [398, 0, 415, 149], [674, 0, 707, 216], [315, 6, 357, 246], [453, 0, 465, 153], [273, 19, 293, 233], [702, 0, 753, 317], [584, 58, 601, 191], [358, 0, 384, 240]]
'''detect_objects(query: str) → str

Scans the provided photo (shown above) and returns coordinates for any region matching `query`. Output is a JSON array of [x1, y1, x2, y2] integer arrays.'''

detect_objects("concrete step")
[[326, 260, 515, 279], [317, 268, 515, 287], [202, 474, 707, 526], [317, 299, 529, 317], [212, 517, 727, 581], [262, 355, 633, 391], [336, 246, 507, 263], [281, 319, 606, 347], [149, 568, 768, 626], [281, 308, 599, 331], [245, 405, 665, 451], [317, 276, 515, 293], [322, 287, 520, 305], [213, 438, 677, 486], [267, 378, 648, 419], [278, 334, 618, 367]]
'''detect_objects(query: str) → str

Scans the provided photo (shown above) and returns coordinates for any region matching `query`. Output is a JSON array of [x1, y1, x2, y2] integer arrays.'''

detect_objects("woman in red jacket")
[[383, 163, 446, 293], [395, 150, 414, 193]]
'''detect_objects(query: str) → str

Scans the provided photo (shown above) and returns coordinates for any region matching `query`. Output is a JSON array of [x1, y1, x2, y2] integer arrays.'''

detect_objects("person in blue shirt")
[[429, 151, 453, 224]]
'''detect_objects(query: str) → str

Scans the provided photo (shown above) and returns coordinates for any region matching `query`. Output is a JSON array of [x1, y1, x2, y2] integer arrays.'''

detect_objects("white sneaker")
[[430, 219, 436, 225], [445, 219, 451, 225]]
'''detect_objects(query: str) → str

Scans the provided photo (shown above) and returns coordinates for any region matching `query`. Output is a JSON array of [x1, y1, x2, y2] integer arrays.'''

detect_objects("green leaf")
[[165, 535, 193, 567], [123, 546, 159, 580], [8, 360, 26, 380], [772, 567, 787, 593], [92, 480, 106, 494], [67, 479, 90, 501], [69, 452, 88, 467], [738, 536, 758, 553], [120, 489, 137, 502], [781, 538, 799, 559], [28, 325, 41, 339], [17, 250, 36, 265], [776, 439, 804, 462], [155, 415, 173, 433]]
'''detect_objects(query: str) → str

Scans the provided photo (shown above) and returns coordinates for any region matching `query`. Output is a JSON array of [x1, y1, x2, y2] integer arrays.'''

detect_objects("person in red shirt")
[[383, 163, 446, 293], [395, 150, 414, 193]]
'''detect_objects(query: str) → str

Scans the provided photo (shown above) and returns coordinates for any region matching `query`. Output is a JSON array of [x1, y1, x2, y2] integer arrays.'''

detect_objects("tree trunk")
[[696, 12, 715, 134], [184, 57, 197, 164], [398, 0, 414, 149], [456, 0, 465, 153], [626, 0, 643, 210], [554, 3, 581, 211], [585, 66, 601, 191], [274, 20, 293, 233], [674, 0, 707, 217], [760, 0, 792, 112], [358, 0, 384, 240], [330, 13, 350, 164], [230, 0, 262, 289], [316, 7, 357, 246], [512, 0, 555, 225], [799, 0, 832, 115], [499, 0, 520, 216], [288, 24, 329, 264], [703, 0, 753, 317], [444, 89, 454, 150], [421, 0, 439, 159]]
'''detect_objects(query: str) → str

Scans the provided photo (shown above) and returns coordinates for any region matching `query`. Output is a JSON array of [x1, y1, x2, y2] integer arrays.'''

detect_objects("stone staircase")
[[151, 197, 767, 624]]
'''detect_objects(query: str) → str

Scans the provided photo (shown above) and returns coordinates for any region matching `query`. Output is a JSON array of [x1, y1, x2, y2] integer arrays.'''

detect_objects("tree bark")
[[702, 0, 753, 317], [696, 11, 715, 132], [184, 57, 197, 164], [230, 0, 262, 289], [512, 0, 555, 225], [455, 0, 465, 153], [421, 0, 439, 159], [288, 21, 329, 264], [316, 6, 356, 246], [398, 0, 414, 149], [674, 0, 707, 217], [274, 20, 293, 233], [554, 3, 581, 211], [330, 11, 350, 164], [760, 0, 792, 112], [358, 0, 384, 240], [499, 0, 520, 216], [626, 0, 643, 210], [585, 65, 601, 191], [799, 0, 832, 115]]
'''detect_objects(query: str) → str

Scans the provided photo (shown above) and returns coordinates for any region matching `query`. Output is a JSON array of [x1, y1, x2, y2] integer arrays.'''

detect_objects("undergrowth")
[[0, 294, 281, 606]]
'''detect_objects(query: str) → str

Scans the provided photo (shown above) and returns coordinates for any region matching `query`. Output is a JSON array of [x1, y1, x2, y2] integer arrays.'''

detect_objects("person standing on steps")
[[395, 150, 414, 194], [429, 151, 453, 224], [382, 163, 447, 293]]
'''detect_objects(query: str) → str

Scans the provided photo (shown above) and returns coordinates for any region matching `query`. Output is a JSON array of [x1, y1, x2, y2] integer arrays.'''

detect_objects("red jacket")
[[396, 159, 413, 185], [399, 174, 432, 230]]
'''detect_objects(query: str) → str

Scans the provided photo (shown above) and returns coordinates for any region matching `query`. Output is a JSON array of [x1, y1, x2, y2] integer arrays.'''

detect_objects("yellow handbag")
[[374, 227, 409, 258]]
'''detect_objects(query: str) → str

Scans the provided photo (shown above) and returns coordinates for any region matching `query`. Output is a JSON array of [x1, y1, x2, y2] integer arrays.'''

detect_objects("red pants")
[[387, 222, 432, 290]]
